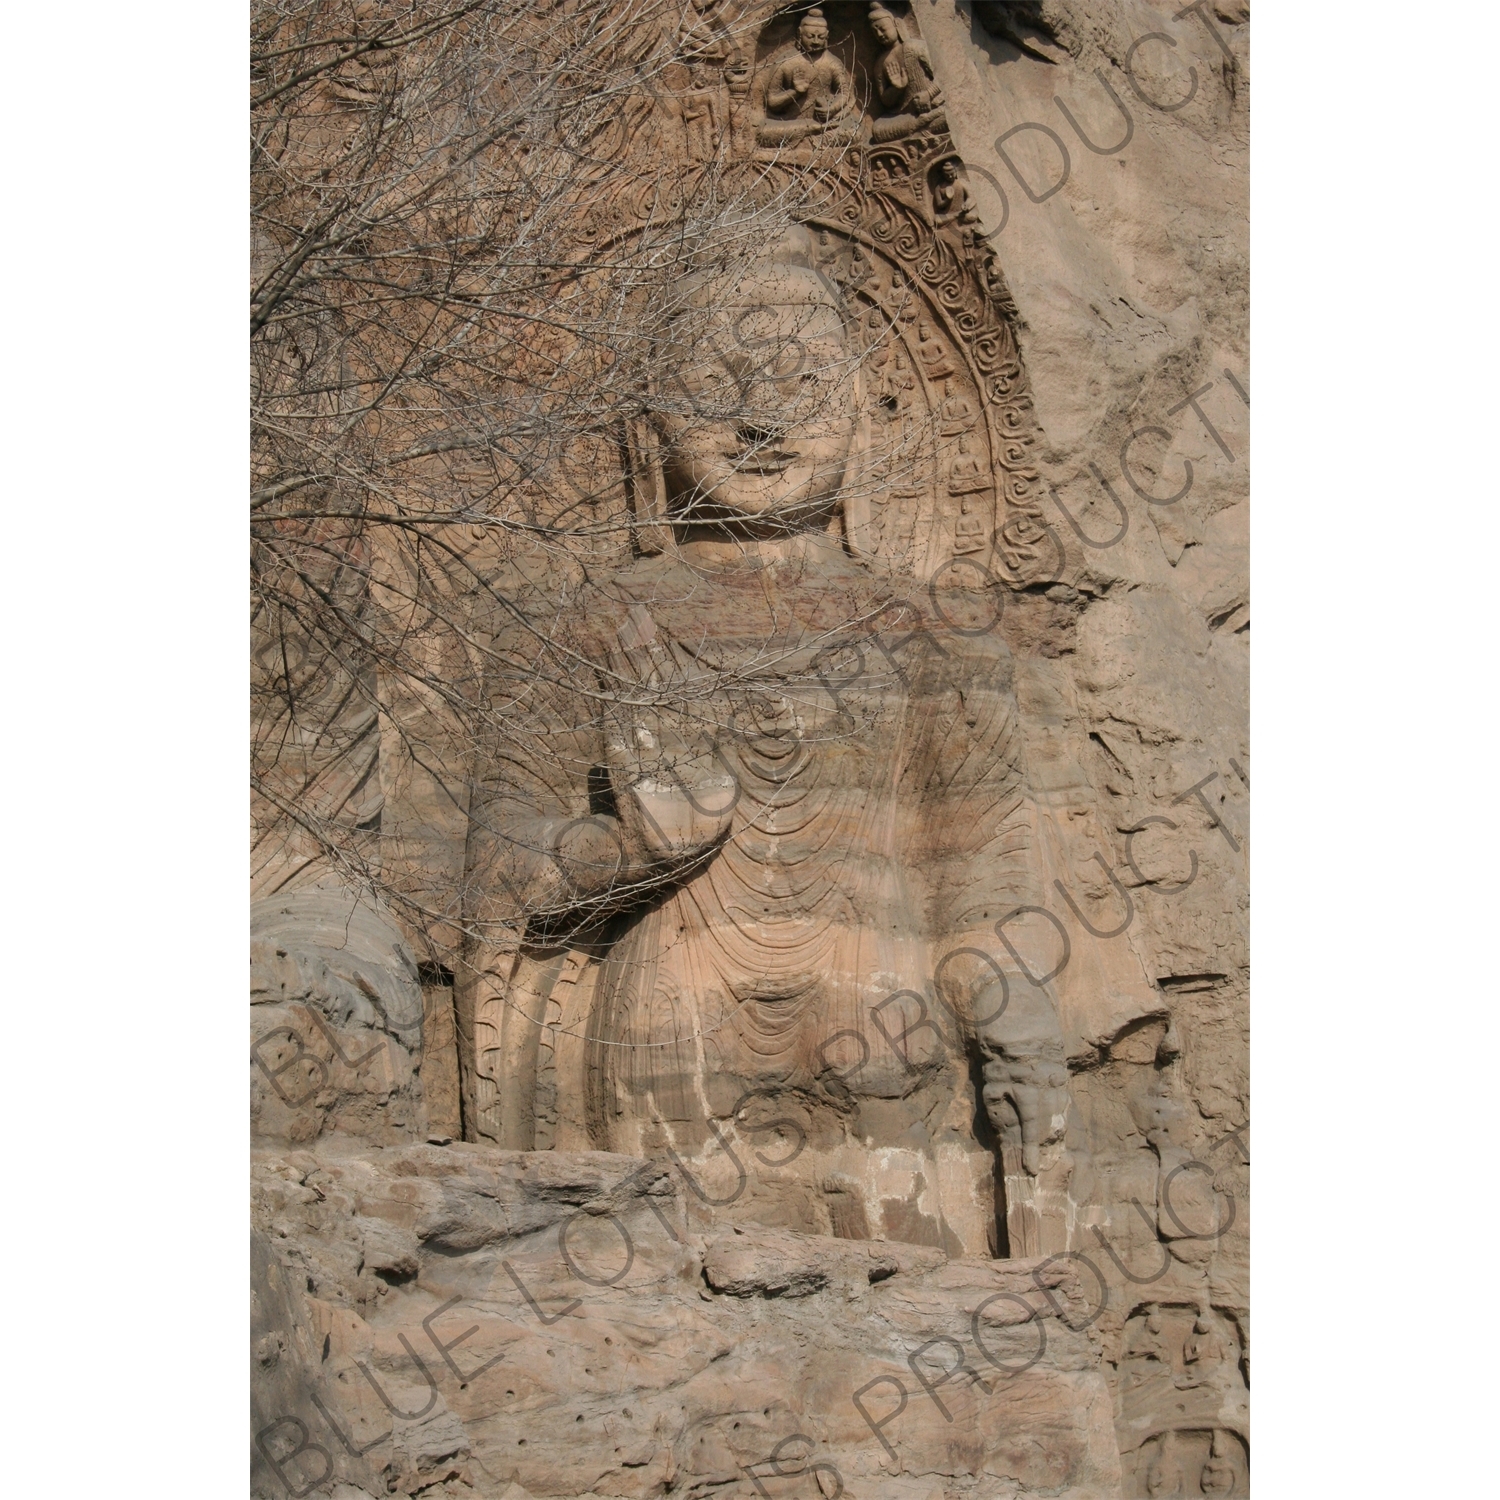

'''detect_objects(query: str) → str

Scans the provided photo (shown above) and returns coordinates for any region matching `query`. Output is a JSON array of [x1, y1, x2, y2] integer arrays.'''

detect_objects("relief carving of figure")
[[1177, 1312, 1229, 1389], [932, 156, 988, 256], [1144, 1432, 1184, 1498], [1123, 1304, 1171, 1389], [937, 378, 977, 435], [931, 158, 974, 226], [757, 8, 856, 146], [1200, 1431, 1241, 1497], [678, 60, 722, 162], [947, 433, 989, 494], [917, 318, 956, 379], [457, 228, 1071, 1253], [867, 2, 947, 141]]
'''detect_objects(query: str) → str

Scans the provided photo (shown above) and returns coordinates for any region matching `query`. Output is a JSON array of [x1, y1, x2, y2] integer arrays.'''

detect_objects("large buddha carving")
[[247, 10, 1247, 1496], [455, 228, 1075, 1254]]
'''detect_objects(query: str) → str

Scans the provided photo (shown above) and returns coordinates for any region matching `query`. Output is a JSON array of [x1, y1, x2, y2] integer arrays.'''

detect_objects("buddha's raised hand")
[[605, 714, 738, 864]]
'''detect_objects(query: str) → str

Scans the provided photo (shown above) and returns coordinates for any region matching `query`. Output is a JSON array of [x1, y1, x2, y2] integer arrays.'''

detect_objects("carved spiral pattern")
[[893, 221, 924, 261], [972, 333, 1011, 374], [936, 278, 968, 311]]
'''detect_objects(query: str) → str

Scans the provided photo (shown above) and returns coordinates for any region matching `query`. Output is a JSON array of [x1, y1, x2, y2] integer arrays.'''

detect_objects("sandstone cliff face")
[[916, 7, 1249, 1484], [252, 1142, 1124, 1498], [252, 4, 1248, 1495], [252, 890, 429, 1149]]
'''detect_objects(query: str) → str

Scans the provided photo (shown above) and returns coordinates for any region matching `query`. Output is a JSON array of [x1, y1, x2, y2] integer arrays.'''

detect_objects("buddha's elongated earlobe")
[[622, 415, 671, 556], [841, 364, 873, 558]]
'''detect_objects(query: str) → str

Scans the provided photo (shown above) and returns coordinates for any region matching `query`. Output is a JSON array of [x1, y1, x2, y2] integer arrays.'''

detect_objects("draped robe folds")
[[458, 543, 1045, 1250]]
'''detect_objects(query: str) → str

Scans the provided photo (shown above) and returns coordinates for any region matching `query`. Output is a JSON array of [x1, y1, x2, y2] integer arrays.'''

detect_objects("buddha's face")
[[799, 17, 828, 55], [870, 10, 899, 46], [655, 262, 856, 530]]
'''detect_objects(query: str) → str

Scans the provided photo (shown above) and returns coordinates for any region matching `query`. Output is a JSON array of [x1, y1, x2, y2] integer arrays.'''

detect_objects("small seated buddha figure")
[[932, 157, 986, 252], [757, 9, 856, 147], [867, 2, 947, 142], [1199, 1431, 1241, 1497]]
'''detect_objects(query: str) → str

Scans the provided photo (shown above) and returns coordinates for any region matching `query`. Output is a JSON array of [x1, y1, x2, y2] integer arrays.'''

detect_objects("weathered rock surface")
[[252, 1143, 1123, 1498], [914, 7, 1250, 1484], [251, 889, 428, 1148]]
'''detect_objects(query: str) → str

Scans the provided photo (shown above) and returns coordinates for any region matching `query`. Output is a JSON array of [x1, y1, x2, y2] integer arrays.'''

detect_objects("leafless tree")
[[251, 0, 887, 957]]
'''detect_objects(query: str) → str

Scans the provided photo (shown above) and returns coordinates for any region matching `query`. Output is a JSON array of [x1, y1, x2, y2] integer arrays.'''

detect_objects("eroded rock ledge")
[[253, 1143, 1122, 1498]]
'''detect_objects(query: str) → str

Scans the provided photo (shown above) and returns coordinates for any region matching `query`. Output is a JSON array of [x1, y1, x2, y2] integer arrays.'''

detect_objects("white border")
[[1, 0, 244, 1487], [1255, 1, 1497, 1491], [3, 1, 1497, 1491]]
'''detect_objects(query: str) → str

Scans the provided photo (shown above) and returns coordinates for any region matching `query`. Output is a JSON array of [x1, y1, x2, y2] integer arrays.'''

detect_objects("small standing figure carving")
[[868, 2, 947, 141], [979, 245, 1019, 321], [722, 50, 753, 151], [679, 60, 721, 162], [871, 338, 915, 404], [758, 9, 855, 146], [932, 156, 991, 258], [724, 51, 751, 102]]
